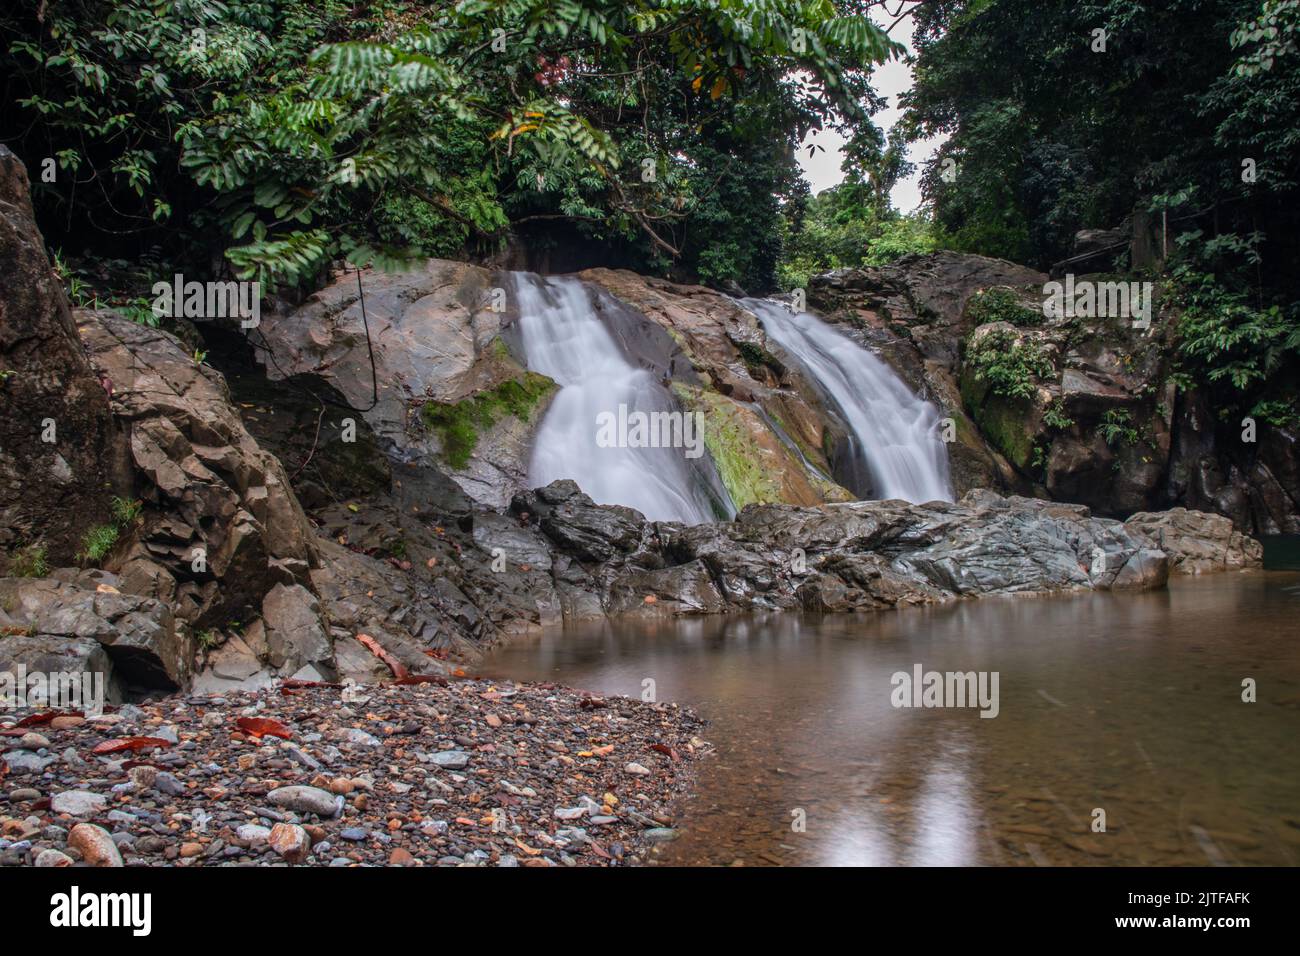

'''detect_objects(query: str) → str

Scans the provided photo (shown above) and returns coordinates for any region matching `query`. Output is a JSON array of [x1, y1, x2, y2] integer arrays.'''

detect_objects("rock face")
[[0, 146, 130, 568], [0, 577, 189, 689], [78, 311, 322, 628], [253, 259, 560, 509], [255, 260, 857, 512]]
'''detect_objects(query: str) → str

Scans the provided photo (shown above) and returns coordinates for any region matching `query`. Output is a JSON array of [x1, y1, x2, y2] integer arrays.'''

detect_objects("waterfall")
[[741, 298, 953, 504], [515, 274, 732, 524]]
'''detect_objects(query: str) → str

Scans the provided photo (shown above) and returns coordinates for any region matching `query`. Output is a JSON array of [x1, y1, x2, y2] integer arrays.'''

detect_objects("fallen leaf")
[[236, 717, 293, 740], [92, 737, 173, 755], [357, 633, 409, 679], [392, 674, 447, 686], [281, 678, 342, 690], [16, 710, 83, 727], [649, 743, 680, 760]]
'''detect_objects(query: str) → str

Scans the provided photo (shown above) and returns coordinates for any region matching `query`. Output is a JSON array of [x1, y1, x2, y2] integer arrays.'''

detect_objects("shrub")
[[1042, 398, 1074, 431], [966, 287, 1042, 327], [110, 496, 142, 527], [964, 328, 1055, 401], [9, 544, 49, 578], [1098, 408, 1141, 447]]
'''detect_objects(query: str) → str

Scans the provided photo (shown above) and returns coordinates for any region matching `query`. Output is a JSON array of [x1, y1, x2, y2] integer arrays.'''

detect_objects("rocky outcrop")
[[1124, 508, 1264, 574], [0, 146, 130, 569], [493, 481, 1266, 624], [0, 576, 188, 689], [252, 260, 561, 509], [77, 311, 322, 629], [254, 260, 858, 512]]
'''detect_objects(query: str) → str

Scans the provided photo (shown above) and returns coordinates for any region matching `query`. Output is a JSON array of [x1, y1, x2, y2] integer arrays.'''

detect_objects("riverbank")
[[0, 678, 708, 867]]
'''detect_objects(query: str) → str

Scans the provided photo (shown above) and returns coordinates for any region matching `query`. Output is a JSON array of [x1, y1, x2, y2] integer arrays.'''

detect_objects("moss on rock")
[[673, 384, 795, 508], [422, 371, 556, 470]]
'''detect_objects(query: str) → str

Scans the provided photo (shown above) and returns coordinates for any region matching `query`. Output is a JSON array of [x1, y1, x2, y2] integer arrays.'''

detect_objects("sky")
[[796, 8, 947, 212]]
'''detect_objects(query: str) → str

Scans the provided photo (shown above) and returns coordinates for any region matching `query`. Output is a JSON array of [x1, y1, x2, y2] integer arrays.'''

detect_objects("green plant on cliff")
[[9, 544, 49, 578], [1172, 267, 1293, 389], [1042, 398, 1074, 431], [422, 373, 554, 469], [964, 328, 1054, 401], [110, 495, 143, 528], [1098, 408, 1140, 448], [965, 287, 1042, 328], [77, 525, 119, 565]]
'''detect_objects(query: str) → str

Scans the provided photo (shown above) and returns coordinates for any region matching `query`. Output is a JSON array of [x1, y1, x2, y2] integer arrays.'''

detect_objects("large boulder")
[[77, 312, 321, 628], [0, 634, 123, 707], [0, 577, 185, 689], [1124, 508, 1264, 573], [253, 260, 561, 508], [509, 481, 1253, 622], [0, 146, 130, 569]]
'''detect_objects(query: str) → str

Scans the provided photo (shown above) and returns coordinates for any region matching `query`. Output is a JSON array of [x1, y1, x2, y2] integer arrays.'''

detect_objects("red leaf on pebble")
[[91, 737, 173, 755], [649, 743, 681, 760], [17, 710, 83, 727], [235, 717, 293, 740]]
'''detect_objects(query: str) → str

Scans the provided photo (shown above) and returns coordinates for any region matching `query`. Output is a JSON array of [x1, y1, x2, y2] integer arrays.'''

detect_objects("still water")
[[482, 573, 1300, 866]]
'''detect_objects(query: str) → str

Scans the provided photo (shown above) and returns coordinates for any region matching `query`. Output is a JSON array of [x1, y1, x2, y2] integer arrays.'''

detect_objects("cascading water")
[[515, 274, 732, 524], [741, 298, 953, 503]]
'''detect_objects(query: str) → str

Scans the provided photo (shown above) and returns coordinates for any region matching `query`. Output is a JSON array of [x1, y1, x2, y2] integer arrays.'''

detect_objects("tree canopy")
[[1, 0, 900, 291]]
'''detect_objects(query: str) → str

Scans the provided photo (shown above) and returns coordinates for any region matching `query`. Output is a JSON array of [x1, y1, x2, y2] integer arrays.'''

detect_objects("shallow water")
[[482, 572, 1300, 866]]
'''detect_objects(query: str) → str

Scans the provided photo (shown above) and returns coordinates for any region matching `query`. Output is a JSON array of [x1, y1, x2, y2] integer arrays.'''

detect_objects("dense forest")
[[2, 0, 1297, 424]]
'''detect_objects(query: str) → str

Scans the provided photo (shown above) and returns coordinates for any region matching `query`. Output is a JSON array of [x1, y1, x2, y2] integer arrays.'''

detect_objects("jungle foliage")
[[1, 0, 899, 292]]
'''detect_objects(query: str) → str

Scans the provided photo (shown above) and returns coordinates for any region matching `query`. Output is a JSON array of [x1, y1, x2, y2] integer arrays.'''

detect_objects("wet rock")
[[68, 823, 123, 867], [1125, 508, 1264, 574], [268, 822, 311, 863], [267, 785, 341, 818], [51, 790, 107, 816]]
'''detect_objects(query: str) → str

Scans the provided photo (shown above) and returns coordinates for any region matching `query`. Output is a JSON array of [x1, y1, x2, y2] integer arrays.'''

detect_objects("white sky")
[[796, 9, 947, 212]]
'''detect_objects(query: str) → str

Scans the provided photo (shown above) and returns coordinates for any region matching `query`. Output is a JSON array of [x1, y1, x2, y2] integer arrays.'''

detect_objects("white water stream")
[[515, 274, 728, 524], [741, 298, 952, 503]]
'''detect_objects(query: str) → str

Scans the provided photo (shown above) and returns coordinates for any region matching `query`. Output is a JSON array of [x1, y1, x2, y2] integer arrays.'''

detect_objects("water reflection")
[[482, 573, 1300, 866]]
